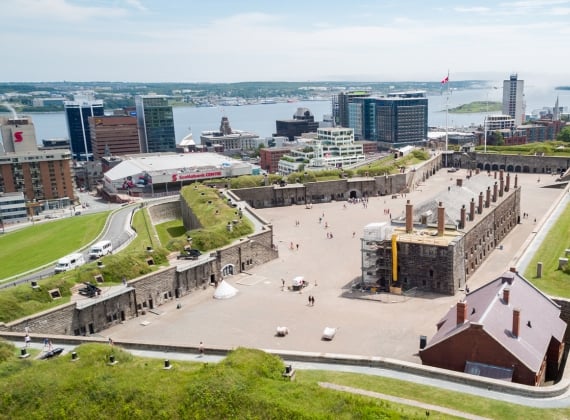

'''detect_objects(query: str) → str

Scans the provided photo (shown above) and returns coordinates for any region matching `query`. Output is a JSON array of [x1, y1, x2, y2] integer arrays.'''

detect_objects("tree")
[[557, 126, 570, 143]]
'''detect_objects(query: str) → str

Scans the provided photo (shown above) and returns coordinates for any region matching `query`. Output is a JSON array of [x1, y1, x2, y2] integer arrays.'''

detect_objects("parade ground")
[[104, 170, 568, 363]]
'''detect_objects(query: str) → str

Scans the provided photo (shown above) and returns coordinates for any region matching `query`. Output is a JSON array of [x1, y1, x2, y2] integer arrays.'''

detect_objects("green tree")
[[557, 126, 570, 143]]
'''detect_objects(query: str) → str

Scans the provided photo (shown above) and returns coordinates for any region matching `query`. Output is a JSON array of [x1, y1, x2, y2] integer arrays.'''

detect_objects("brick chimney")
[[457, 301, 467, 325], [486, 187, 491, 208], [469, 198, 475, 221], [513, 308, 521, 338], [456, 178, 463, 187], [514, 174, 518, 189], [492, 182, 498, 203], [509, 267, 517, 273], [460, 205, 466, 229], [478, 192, 483, 214], [405, 200, 413, 233], [506, 172, 511, 192], [437, 202, 445, 236], [503, 288, 510, 305], [499, 177, 504, 197]]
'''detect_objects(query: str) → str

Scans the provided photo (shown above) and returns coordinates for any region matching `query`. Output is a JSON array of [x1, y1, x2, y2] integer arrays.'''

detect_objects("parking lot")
[[104, 170, 567, 363]]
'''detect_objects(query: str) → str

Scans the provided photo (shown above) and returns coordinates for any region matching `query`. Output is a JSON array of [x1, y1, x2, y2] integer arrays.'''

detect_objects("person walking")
[[24, 334, 31, 348], [199, 341, 205, 356]]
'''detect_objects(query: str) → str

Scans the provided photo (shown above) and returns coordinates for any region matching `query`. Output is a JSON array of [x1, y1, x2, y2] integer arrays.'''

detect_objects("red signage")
[[171, 171, 222, 182], [14, 131, 23, 142]]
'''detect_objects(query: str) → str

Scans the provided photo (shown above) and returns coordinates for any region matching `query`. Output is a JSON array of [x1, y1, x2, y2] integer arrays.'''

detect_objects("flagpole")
[[445, 70, 449, 167]]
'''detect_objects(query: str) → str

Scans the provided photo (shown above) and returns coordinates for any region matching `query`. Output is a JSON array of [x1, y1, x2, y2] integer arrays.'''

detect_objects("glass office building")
[[135, 95, 176, 153], [64, 98, 104, 161]]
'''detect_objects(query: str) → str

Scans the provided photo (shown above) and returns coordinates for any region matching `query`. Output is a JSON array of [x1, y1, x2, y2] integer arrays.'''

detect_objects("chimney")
[[512, 308, 521, 338], [478, 192, 483, 214], [456, 178, 463, 187], [405, 200, 413, 233], [499, 177, 504, 197], [514, 174, 518, 189], [486, 187, 491, 208], [492, 182, 498, 202], [503, 288, 510, 305], [509, 267, 517, 273], [437, 202, 445, 236], [457, 301, 467, 325], [460, 205, 466, 229], [469, 198, 475, 221]]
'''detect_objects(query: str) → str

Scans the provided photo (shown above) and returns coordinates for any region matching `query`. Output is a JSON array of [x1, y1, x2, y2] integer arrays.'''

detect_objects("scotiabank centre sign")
[[170, 171, 223, 182]]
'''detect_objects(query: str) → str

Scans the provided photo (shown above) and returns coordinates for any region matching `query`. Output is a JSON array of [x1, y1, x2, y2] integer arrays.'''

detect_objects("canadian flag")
[[441, 75, 449, 84]]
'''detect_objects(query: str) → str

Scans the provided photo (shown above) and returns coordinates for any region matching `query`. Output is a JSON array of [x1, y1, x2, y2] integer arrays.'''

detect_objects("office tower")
[[88, 115, 140, 159], [64, 95, 104, 161], [275, 107, 319, 141], [502, 74, 525, 125], [351, 92, 428, 148], [332, 91, 371, 127], [135, 95, 176, 153]]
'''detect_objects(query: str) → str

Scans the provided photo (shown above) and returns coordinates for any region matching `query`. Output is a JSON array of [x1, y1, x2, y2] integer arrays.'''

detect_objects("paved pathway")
[[319, 382, 492, 420]]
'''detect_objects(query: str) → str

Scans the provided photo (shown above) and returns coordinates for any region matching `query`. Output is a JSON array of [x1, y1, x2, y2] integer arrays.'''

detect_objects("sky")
[[3, 0, 570, 85]]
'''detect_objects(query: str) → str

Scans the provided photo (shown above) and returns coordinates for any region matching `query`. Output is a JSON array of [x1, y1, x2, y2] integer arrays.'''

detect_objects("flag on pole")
[[441, 75, 449, 84]]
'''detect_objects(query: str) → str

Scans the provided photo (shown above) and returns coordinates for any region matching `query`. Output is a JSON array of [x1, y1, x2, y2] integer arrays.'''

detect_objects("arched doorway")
[[222, 264, 235, 276]]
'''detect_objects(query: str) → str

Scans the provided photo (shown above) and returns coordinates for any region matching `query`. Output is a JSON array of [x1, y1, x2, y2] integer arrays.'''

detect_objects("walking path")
[[319, 382, 492, 420]]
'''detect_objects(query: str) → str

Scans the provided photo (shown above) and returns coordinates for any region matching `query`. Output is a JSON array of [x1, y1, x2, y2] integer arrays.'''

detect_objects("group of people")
[[307, 295, 316, 306]]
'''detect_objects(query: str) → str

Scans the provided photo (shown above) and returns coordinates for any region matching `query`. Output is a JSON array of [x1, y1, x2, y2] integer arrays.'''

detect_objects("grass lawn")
[[524, 201, 570, 297], [0, 213, 109, 282]]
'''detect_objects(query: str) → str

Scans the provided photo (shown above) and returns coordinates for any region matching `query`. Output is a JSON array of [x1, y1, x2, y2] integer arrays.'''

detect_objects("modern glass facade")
[[350, 93, 428, 147], [64, 100, 104, 161], [135, 96, 176, 153]]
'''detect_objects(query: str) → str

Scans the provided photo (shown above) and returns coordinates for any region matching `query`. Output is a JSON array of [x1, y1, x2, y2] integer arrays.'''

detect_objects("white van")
[[54, 253, 86, 273], [89, 240, 113, 259]]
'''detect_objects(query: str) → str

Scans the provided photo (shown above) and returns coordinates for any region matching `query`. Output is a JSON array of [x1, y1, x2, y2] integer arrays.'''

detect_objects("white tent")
[[213, 280, 238, 299]]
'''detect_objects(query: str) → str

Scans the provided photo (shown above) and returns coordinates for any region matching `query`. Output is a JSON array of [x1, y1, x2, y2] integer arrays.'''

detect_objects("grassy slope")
[[524, 201, 570, 297], [0, 344, 435, 419], [1, 343, 568, 419], [0, 213, 109, 281]]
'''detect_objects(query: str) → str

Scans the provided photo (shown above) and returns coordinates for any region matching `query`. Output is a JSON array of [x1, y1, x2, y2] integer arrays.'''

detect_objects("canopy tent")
[[214, 280, 238, 299], [292, 276, 305, 286]]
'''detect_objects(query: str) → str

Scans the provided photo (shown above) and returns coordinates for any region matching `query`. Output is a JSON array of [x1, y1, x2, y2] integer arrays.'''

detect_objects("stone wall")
[[451, 152, 570, 175], [232, 173, 408, 208], [147, 201, 181, 225], [0, 226, 277, 336]]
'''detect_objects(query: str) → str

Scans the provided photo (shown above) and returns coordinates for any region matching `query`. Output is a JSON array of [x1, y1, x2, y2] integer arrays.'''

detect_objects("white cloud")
[[2, 0, 129, 21], [454, 7, 490, 13]]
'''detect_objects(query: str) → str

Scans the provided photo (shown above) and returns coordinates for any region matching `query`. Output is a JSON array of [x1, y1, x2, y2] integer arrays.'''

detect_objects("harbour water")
[[2, 86, 567, 145]]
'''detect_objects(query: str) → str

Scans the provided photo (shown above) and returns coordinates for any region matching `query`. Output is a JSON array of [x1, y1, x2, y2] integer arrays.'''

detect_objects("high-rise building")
[[64, 95, 104, 161], [332, 91, 371, 127], [88, 115, 140, 159], [502, 74, 525, 125], [135, 95, 176, 153], [350, 92, 428, 148]]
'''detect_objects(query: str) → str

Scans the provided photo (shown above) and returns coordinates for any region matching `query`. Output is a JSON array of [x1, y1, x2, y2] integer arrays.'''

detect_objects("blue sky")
[[3, 0, 570, 84]]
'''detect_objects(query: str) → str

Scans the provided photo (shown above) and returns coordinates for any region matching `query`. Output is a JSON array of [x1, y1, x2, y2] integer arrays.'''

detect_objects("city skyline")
[[3, 0, 570, 86]]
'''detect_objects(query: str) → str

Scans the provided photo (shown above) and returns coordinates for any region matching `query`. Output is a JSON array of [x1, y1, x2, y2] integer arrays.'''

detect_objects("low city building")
[[420, 269, 567, 386], [102, 152, 256, 200]]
